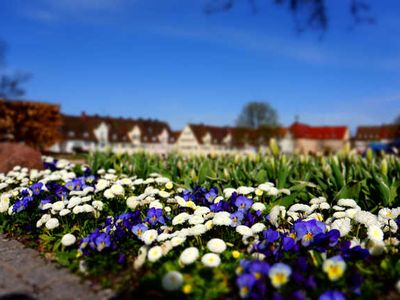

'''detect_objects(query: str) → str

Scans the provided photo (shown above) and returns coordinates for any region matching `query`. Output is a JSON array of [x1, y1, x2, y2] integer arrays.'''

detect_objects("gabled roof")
[[289, 122, 348, 140], [187, 124, 286, 147], [356, 125, 400, 140], [169, 131, 181, 143], [187, 124, 230, 145], [61, 113, 173, 144]]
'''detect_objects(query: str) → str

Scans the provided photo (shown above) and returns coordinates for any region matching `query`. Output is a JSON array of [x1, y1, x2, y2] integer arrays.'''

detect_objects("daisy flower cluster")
[[0, 157, 400, 299]]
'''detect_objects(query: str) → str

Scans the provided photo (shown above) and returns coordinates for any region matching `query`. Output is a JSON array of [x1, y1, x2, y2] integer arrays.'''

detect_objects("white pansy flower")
[[379, 208, 399, 220], [212, 212, 232, 226], [0, 193, 10, 213], [268, 205, 286, 226], [189, 224, 207, 236], [319, 202, 331, 210], [251, 223, 266, 234], [95, 179, 109, 191], [142, 229, 158, 245], [368, 240, 385, 256], [67, 197, 82, 209], [337, 199, 358, 208], [72, 205, 84, 214], [367, 225, 384, 242], [207, 238, 226, 253], [61, 233, 76, 246], [176, 196, 187, 207], [157, 233, 172, 242], [45, 218, 59, 230], [179, 247, 199, 265], [237, 186, 254, 195], [42, 203, 53, 210], [52, 201, 65, 211], [189, 215, 204, 225], [201, 253, 221, 267], [333, 212, 347, 219], [331, 218, 352, 237], [92, 200, 104, 211], [158, 191, 170, 198], [149, 200, 163, 209], [119, 178, 132, 185], [205, 220, 213, 230], [162, 271, 183, 291], [236, 225, 253, 237], [258, 182, 274, 192], [355, 211, 379, 227], [126, 196, 139, 209], [172, 212, 190, 225], [104, 188, 114, 199], [148, 246, 163, 262], [332, 205, 346, 211], [289, 204, 311, 213], [59, 209, 71, 216], [104, 174, 116, 180], [194, 206, 211, 216], [82, 204, 94, 213], [213, 196, 224, 204], [346, 208, 360, 219], [81, 196, 92, 203], [251, 202, 266, 212], [267, 187, 279, 196], [171, 236, 186, 247], [110, 184, 124, 196], [223, 188, 236, 198]]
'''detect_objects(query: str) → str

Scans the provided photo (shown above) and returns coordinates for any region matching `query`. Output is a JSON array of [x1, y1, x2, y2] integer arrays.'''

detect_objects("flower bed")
[[0, 156, 400, 299]]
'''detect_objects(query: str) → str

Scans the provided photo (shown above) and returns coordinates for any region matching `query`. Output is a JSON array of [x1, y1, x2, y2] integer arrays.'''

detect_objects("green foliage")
[[87, 151, 400, 210]]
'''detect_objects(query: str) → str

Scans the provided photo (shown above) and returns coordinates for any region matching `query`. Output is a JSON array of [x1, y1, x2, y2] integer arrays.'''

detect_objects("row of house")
[[3, 99, 397, 154], [50, 112, 359, 154], [354, 125, 400, 153]]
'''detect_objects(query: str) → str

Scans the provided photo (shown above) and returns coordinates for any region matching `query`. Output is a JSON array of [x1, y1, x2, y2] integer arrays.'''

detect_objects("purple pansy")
[[235, 196, 253, 211], [145, 208, 165, 226], [319, 290, 346, 300], [30, 182, 43, 196], [294, 219, 326, 246]]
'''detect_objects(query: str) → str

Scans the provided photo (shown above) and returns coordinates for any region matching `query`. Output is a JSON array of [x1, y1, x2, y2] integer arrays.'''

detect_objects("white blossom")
[[179, 247, 199, 265], [207, 238, 227, 253], [61, 233, 76, 246], [201, 253, 221, 267]]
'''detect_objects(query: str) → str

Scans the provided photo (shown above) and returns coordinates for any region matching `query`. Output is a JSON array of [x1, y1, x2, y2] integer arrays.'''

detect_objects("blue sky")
[[1, 0, 399, 131]]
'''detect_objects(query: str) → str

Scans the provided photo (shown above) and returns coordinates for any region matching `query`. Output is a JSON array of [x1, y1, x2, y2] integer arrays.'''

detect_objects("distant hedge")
[[0, 99, 62, 150]]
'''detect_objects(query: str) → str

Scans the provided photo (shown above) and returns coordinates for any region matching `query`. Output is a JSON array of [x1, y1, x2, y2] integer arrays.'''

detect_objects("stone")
[[0, 143, 43, 174]]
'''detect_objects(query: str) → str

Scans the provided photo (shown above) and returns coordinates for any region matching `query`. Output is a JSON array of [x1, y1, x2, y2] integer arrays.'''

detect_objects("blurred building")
[[280, 122, 350, 154], [50, 113, 178, 153], [175, 124, 287, 154], [354, 125, 400, 153], [52, 117, 350, 155]]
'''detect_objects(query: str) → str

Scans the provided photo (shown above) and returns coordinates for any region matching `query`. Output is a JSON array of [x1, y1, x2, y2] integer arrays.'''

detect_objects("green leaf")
[[335, 180, 363, 200], [198, 160, 210, 184]]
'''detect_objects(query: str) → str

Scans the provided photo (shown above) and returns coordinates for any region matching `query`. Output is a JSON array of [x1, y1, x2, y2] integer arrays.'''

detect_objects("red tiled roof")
[[356, 125, 400, 140], [289, 122, 348, 140]]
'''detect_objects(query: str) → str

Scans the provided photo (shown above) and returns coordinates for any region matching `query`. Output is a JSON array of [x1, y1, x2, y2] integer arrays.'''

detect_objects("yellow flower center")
[[327, 264, 344, 281], [271, 272, 288, 287], [182, 284, 192, 294], [305, 232, 313, 241], [240, 287, 249, 296]]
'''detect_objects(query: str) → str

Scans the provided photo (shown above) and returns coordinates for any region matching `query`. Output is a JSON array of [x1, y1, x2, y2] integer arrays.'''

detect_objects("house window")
[[68, 131, 75, 138]]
